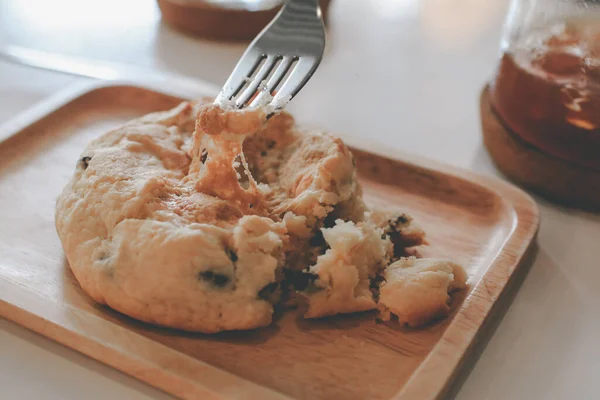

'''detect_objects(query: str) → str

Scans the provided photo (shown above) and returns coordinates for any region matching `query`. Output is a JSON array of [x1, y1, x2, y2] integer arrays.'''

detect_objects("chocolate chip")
[[388, 214, 410, 233], [257, 282, 279, 301], [200, 148, 208, 164], [266, 140, 276, 149], [260, 151, 267, 157], [396, 214, 409, 225], [80, 156, 92, 169], [309, 230, 327, 248], [225, 248, 238, 262], [370, 274, 386, 287], [369, 274, 386, 302], [198, 270, 230, 287], [249, 203, 254, 209], [284, 269, 318, 291], [323, 213, 337, 228]]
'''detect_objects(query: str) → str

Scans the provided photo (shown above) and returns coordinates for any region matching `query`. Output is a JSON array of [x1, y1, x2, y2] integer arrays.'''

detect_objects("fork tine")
[[264, 56, 296, 94], [235, 55, 279, 108], [270, 57, 318, 110], [249, 56, 296, 107], [215, 0, 325, 110], [214, 53, 265, 105]]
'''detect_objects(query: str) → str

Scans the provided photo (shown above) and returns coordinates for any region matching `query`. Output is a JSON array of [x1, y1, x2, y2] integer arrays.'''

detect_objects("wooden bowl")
[[480, 84, 600, 211], [157, 0, 333, 41]]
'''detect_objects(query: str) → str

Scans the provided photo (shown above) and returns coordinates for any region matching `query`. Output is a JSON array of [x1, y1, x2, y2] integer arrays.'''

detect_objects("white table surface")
[[1, 1, 599, 399]]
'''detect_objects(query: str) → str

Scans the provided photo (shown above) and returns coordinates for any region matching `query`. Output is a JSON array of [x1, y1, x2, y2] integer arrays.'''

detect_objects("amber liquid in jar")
[[490, 18, 600, 169]]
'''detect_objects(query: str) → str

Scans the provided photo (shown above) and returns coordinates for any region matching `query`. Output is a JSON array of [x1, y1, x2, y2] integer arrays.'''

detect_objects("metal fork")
[[214, 0, 326, 112]]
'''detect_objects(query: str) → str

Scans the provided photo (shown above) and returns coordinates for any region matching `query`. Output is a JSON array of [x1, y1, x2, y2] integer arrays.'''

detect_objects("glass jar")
[[490, 0, 600, 169]]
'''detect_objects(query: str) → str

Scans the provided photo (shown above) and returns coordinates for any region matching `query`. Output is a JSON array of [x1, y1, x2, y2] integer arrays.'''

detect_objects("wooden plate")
[[480, 85, 600, 211], [0, 82, 539, 400]]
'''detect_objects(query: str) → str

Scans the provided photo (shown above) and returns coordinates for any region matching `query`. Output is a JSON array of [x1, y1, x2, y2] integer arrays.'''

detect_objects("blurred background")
[[0, 0, 510, 168]]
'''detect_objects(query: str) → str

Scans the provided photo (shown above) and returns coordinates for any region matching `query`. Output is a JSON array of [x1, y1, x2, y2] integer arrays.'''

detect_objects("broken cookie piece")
[[366, 209, 426, 256], [301, 219, 393, 318], [300, 225, 466, 325], [376, 257, 467, 327]]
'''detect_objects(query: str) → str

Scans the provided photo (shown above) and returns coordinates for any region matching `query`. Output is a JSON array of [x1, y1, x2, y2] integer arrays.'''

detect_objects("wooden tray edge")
[[395, 170, 539, 399], [0, 276, 290, 400], [0, 80, 541, 400]]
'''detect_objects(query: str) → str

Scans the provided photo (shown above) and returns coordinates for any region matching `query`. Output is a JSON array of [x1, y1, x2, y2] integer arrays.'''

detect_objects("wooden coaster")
[[480, 85, 600, 211], [157, 0, 333, 41]]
